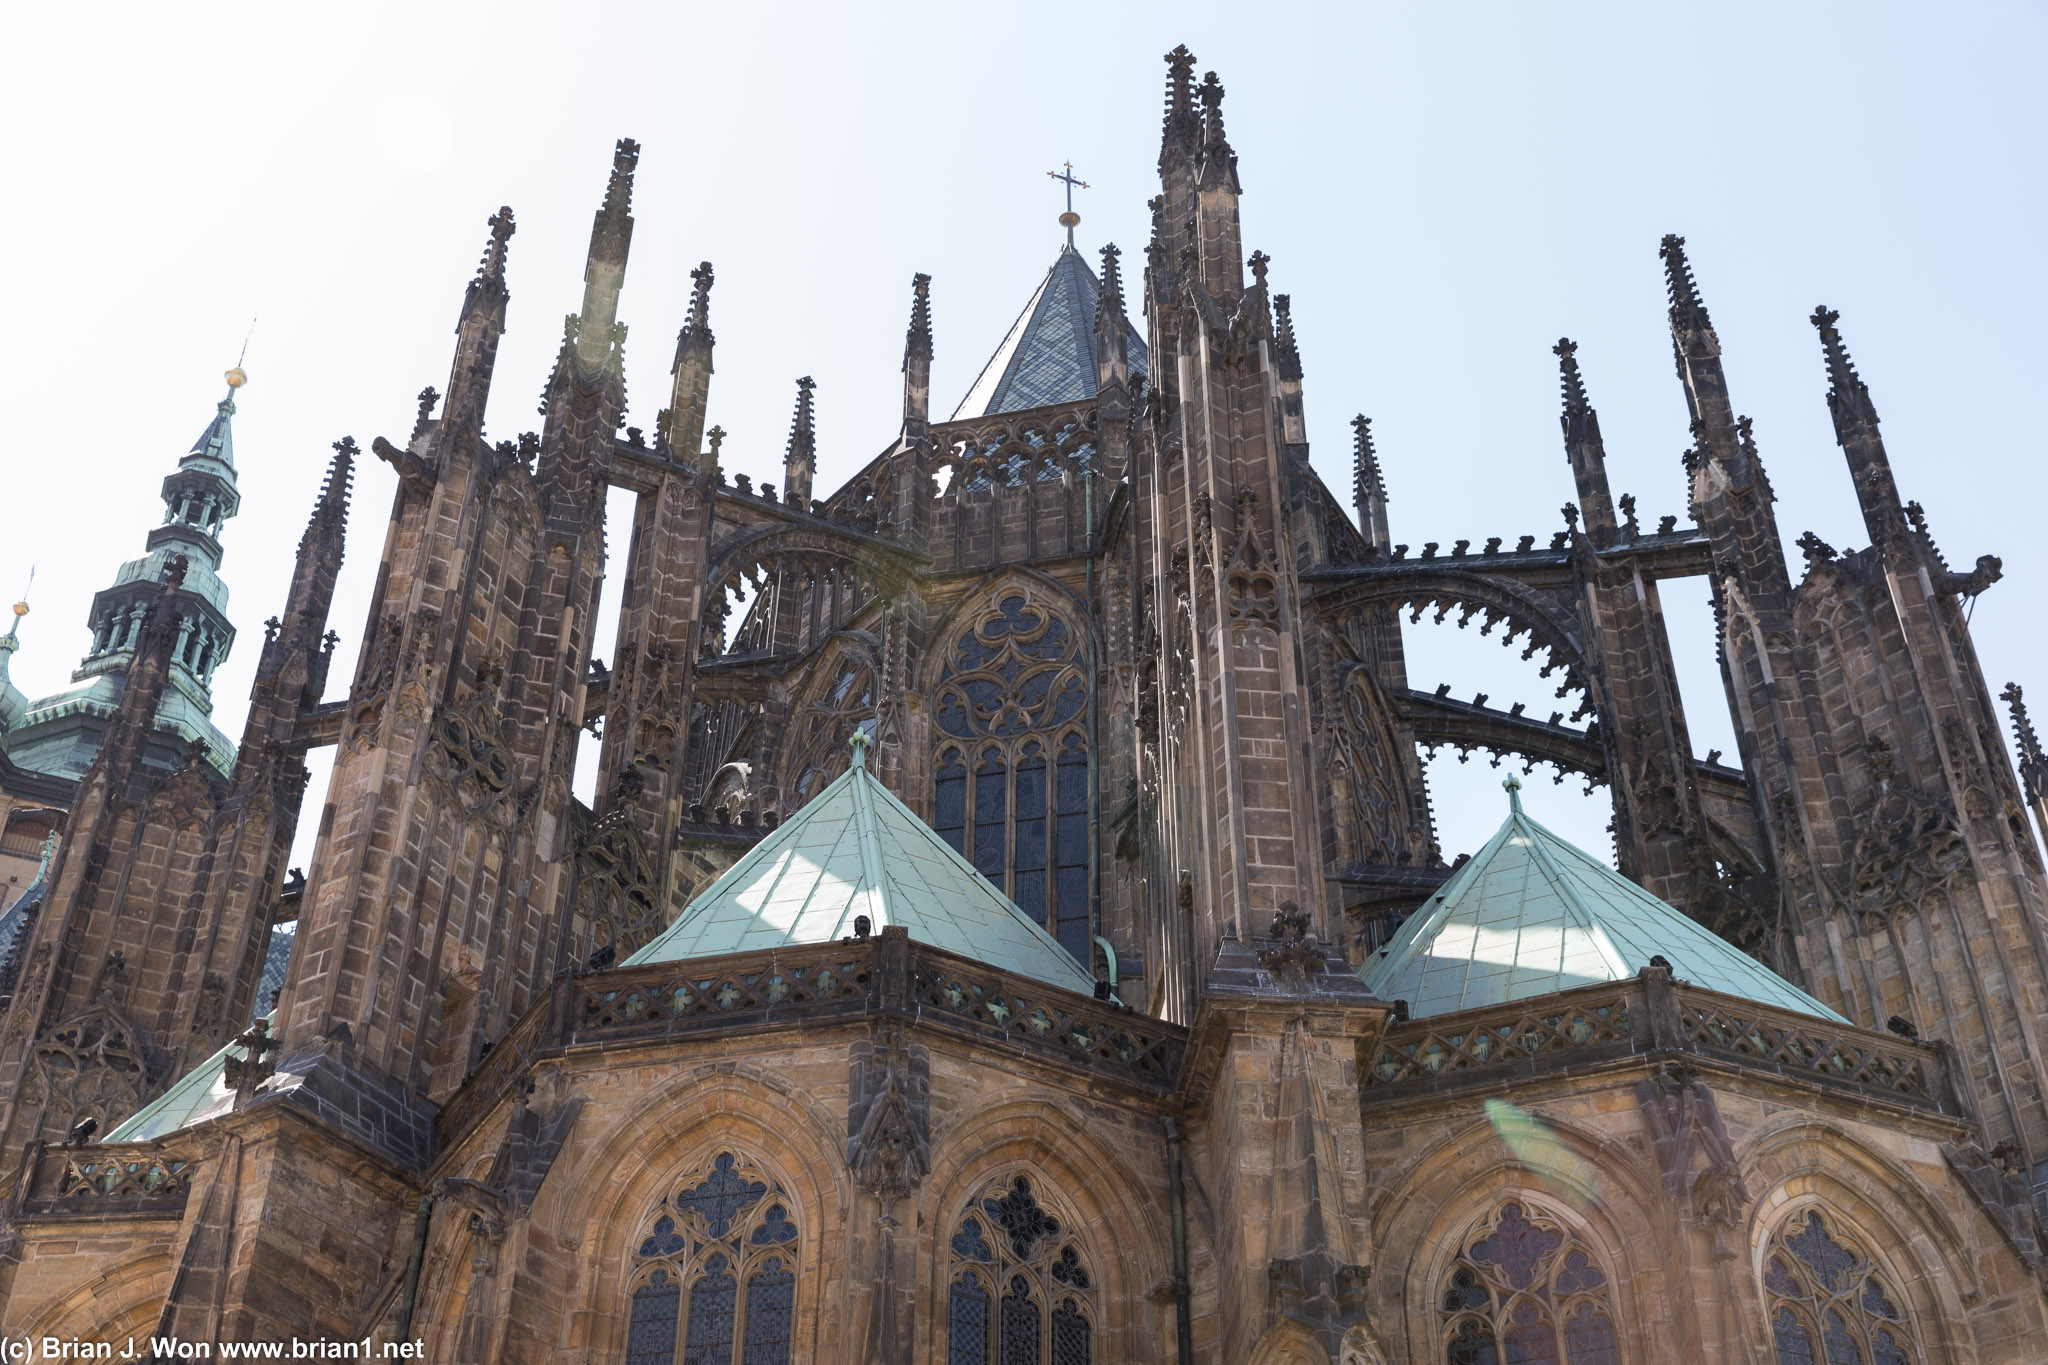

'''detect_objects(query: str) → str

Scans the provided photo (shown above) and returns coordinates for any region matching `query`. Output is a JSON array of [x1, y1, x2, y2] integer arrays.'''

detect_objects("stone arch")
[[1370, 1109, 1669, 1365], [1310, 571, 1591, 705], [10, 1247, 173, 1341], [540, 1062, 847, 1362], [1739, 1117, 1980, 1363], [918, 1097, 1166, 1365], [1246, 1317, 1332, 1365]]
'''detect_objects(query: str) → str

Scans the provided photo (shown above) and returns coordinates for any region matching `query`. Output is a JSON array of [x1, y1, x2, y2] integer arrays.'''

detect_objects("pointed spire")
[[784, 376, 818, 509], [460, 206, 516, 324], [901, 274, 933, 433], [1160, 44, 1201, 168], [1810, 305, 1904, 543], [574, 138, 639, 374], [1198, 70, 1230, 152], [1554, 338, 1618, 546], [2002, 683, 2048, 807], [666, 261, 716, 459], [1273, 293, 1302, 381], [1097, 242, 1126, 319], [1352, 415, 1391, 555], [1659, 234, 1713, 338]]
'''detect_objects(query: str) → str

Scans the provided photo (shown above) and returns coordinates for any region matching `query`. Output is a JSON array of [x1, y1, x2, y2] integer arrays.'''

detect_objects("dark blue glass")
[[682, 1255, 736, 1365], [741, 1257, 794, 1365], [948, 1274, 991, 1365], [626, 1269, 680, 1365], [1000, 1277, 1039, 1365]]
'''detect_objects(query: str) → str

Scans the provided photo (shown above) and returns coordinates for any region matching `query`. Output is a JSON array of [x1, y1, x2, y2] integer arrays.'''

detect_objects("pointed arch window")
[[1437, 1202, 1619, 1364], [932, 594, 1092, 961], [623, 1151, 800, 1365], [946, 1175, 1095, 1365], [1762, 1210, 1916, 1365]]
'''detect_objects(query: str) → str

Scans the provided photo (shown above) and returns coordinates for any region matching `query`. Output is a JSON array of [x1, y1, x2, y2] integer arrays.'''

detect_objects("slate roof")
[[1362, 778, 1843, 1021], [628, 736, 1096, 994], [952, 243, 1149, 419]]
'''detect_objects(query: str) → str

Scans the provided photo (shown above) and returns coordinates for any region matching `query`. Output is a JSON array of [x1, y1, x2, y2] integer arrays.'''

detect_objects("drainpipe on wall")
[[1162, 1116, 1193, 1365]]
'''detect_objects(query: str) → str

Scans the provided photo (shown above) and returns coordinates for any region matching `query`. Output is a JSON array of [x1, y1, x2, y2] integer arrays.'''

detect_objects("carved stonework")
[[1635, 1062, 1750, 1235], [1847, 738, 1969, 922], [847, 1025, 930, 1201], [575, 784, 660, 955], [29, 1003, 161, 1134], [426, 675, 521, 828]]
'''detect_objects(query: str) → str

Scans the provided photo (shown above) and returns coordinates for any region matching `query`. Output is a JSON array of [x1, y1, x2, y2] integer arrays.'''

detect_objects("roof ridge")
[[1508, 810, 1636, 983]]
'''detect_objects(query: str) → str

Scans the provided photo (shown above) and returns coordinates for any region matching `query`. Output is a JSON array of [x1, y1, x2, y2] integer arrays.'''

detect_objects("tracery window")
[[946, 1175, 1095, 1365], [1437, 1202, 1620, 1364], [787, 656, 876, 807], [1762, 1210, 1916, 1365], [932, 594, 1092, 961], [624, 1152, 799, 1365]]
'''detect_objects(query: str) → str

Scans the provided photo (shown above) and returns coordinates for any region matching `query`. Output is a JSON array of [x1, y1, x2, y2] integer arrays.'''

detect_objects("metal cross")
[[1046, 162, 1089, 247]]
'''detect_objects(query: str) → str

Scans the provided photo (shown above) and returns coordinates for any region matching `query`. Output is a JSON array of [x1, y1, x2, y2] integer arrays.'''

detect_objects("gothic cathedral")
[[0, 45, 2043, 1365]]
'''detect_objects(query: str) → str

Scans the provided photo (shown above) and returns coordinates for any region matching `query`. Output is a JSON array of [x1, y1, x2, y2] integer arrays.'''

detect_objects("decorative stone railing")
[[16, 1138, 201, 1218], [436, 929, 1187, 1147], [1360, 969, 1961, 1117]]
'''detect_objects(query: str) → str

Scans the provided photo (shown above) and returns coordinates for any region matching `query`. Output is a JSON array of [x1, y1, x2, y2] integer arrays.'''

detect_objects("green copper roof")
[[1362, 778, 1843, 1022], [627, 735, 1097, 994], [105, 1019, 256, 1142]]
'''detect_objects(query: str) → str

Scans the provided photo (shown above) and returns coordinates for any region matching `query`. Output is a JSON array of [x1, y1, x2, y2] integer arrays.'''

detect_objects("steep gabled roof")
[[1363, 778, 1843, 1021], [627, 736, 1097, 994], [951, 244, 1148, 420]]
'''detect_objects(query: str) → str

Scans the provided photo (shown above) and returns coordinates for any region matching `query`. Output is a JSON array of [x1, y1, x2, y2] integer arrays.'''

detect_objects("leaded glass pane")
[[1014, 744, 1047, 927], [1820, 1309, 1862, 1365], [1050, 1299, 1090, 1365], [1000, 1276, 1040, 1365], [948, 1274, 991, 1365], [973, 748, 1007, 882], [952, 1217, 994, 1262], [1786, 1212, 1858, 1292], [750, 1204, 797, 1245], [682, 1255, 737, 1365], [1502, 1299, 1559, 1365], [741, 1257, 794, 1365], [984, 1176, 1060, 1259], [1871, 1328, 1909, 1365], [639, 1214, 686, 1259], [1774, 1307, 1818, 1365], [1049, 1245, 1090, 1289], [1561, 1302, 1618, 1365], [627, 1269, 680, 1365], [679, 1154, 765, 1238], [1443, 1266, 1489, 1314], [935, 751, 966, 854], [1469, 1204, 1562, 1291], [1448, 1320, 1500, 1365]]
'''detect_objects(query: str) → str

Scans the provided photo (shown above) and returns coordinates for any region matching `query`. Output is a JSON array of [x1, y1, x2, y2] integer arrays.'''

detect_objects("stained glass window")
[[1762, 1211, 1918, 1365], [1438, 1203, 1618, 1364], [931, 594, 1092, 961], [624, 1152, 800, 1365], [947, 1175, 1094, 1365]]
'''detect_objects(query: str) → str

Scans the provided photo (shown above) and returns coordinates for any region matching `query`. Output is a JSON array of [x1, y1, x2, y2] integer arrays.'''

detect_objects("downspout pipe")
[[394, 1192, 435, 1339], [1162, 1116, 1193, 1365]]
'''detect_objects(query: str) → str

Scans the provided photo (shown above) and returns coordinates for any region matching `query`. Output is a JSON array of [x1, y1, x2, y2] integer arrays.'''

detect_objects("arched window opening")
[[623, 1151, 800, 1365], [1437, 1202, 1618, 1365], [946, 1175, 1095, 1365], [932, 594, 1092, 961], [1762, 1210, 1916, 1365]]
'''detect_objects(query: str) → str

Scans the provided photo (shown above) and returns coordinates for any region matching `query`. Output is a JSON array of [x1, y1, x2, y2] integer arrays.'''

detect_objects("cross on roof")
[[1046, 161, 1089, 247]]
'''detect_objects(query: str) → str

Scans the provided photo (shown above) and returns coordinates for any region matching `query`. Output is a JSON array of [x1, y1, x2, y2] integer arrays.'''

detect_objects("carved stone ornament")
[[575, 800, 660, 955], [847, 1027, 930, 1201], [1257, 901, 1328, 978], [426, 678, 521, 827], [30, 1003, 162, 1135], [1942, 1140, 2045, 1268], [1847, 739, 1969, 921], [1635, 1061, 1750, 1233]]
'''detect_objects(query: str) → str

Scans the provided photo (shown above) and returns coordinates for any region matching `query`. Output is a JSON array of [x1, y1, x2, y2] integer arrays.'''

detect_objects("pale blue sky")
[[2, 2, 2042, 866]]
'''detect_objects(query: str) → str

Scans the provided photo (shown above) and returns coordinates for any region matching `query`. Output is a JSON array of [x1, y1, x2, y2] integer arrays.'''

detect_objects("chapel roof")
[[1362, 777, 1844, 1021], [627, 734, 1097, 994], [951, 243, 1148, 420]]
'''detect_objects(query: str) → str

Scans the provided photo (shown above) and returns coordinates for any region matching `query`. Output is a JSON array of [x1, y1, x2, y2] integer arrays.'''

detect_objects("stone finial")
[[905, 273, 932, 353], [1658, 234, 1713, 334], [1352, 415, 1385, 510], [1273, 294, 1302, 381]]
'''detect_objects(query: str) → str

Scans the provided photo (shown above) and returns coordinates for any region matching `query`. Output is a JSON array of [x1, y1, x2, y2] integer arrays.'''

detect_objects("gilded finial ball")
[[225, 367, 248, 389], [10, 602, 26, 618], [1059, 211, 1081, 229]]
